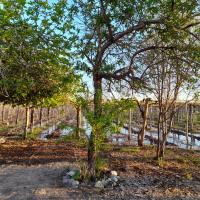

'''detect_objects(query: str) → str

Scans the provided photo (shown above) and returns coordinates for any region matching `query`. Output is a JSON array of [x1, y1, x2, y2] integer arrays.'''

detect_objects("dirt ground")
[[0, 141, 200, 200]]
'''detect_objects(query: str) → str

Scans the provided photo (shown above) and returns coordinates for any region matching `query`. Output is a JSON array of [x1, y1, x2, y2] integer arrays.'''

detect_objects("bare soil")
[[0, 141, 200, 200]]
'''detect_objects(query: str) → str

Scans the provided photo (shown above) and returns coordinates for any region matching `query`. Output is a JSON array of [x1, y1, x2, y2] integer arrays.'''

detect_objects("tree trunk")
[[185, 103, 189, 146], [76, 106, 82, 139], [30, 107, 35, 132], [88, 73, 102, 179], [15, 106, 20, 125], [6, 105, 10, 125], [24, 106, 30, 140], [47, 107, 50, 124], [1, 104, 4, 123], [189, 104, 193, 132], [138, 99, 149, 146], [128, 108, 132, 142], [158, 133, 167, 158], [39, 107, 43, 127], [156, 112, 161, 159]]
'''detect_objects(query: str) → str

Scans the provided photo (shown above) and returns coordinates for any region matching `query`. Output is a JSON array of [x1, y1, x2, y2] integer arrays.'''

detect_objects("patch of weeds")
[[79, 161, 89, 181], [27, 127, 43, 140], [185, 172, 193, 180], [157, 157, 165, 168], [56, 132, 77, 143], [56, 131, 88, 148], [190, 157, 200, 167], [120, 146, 140, 154], [144, 149, 152, 159], [72, 170, 81, 180], [58, 122, 75, 130], [100, 143, 113, 152], [95, 156, 108, 179], [0, 126, 9, 133]]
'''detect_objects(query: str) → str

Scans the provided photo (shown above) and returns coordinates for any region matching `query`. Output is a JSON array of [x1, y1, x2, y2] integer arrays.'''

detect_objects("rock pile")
[[62, 168, 80, 188], [95, 170, 119, 189]]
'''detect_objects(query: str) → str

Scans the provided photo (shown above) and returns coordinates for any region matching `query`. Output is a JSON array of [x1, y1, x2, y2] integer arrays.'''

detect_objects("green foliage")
[[56, 129, 88, 148], [86, 98, 137, 152], [0, 125, 10, 133], [72, 170, 81, 181], [157, 157, 165, 168], [95, 156, 108, 179], [100, 143, 113, 153], [0, 0, 80, 108], [189, 157, 200, 167], [120, 146, 140, 154], [26, 127, 43, 140], [58, 122, 75, 130]]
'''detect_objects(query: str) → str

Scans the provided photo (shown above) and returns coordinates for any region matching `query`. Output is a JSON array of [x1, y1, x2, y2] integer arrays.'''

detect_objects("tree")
[[0, 0, 76, 138], [136, 98, 151, 146], [68, 0, 200, 177], [145, 46, 199, 158]]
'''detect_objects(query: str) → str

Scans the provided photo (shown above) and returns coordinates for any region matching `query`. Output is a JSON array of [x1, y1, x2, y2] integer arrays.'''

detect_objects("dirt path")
[[0, 141, 200, 199], [0, 161, 200, 200], [0, 162, 87, 200]]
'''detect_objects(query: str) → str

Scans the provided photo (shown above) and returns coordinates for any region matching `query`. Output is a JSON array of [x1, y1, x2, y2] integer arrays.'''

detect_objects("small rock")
[[120, 185, 125, 191], [67, 170, 76, 177], [111, 176, 118, 183], [95, 180, 104, 188], [0, 137, 6, 144], [63, 176, 79, 188], [110, 170, 117, 176]]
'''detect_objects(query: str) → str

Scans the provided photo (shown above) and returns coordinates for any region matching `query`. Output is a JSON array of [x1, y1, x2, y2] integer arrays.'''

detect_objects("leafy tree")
[[67, 0, 200, 177], [0, 0, 76, 138]]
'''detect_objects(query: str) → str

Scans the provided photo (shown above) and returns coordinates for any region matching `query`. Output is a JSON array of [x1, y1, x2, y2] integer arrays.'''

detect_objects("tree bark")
[[88, 73, 102, 179], [76, 106, 82, 139], [156, 112, 161, 159], [138, 99, 149, 146], [47, 107, 50, 124], [185, 103, 189, 146], [30, 107, 35, 132], [23, 106, 30, 140], [128, 108, 132, 142], [1, 104, 4, 123], [15, 106, 20, 125], [39, 107, 43, 127], [189, 104, 193, 132]]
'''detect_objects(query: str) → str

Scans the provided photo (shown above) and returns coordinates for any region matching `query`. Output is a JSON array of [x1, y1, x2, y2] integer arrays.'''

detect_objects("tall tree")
[[0, 0, 77, 138], [68, 0, 200, 177]]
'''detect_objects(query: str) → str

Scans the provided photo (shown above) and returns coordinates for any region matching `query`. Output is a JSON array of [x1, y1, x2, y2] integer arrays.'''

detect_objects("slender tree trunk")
[[76, 106, 82, 139], [138, 99, 149, 146], [6, 105, 10, 125], [24, 106, 30, 139], [1, 104, 5, 123], [156, 112, 161, 159], [88, 73, 102, 179], [30, 107, 34, 132], [128, 108, 132, 142], [15, 106, 20, 125], [185, 103, 189, 146], [39, 107, 43, 127], [189, 104, 193, 132], [47, 107, 50, 124]]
